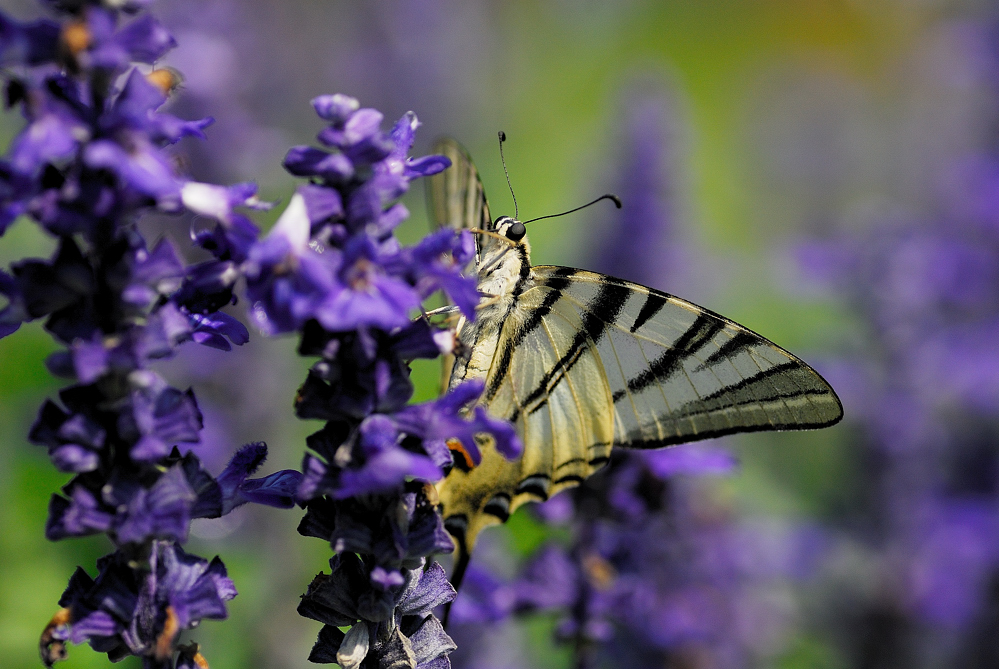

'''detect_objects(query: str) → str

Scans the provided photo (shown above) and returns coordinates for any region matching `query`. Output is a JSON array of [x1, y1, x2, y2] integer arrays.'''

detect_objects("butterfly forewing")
[[427, 138, 494, 389], [529, 268, 844, 446]]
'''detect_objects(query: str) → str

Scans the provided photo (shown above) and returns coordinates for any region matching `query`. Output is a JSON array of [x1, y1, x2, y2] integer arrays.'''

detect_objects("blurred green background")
[[1, 1, 990, 667]]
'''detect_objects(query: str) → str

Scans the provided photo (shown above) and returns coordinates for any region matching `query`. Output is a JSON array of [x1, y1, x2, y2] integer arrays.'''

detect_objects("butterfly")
[[426, 137, 843, 584]]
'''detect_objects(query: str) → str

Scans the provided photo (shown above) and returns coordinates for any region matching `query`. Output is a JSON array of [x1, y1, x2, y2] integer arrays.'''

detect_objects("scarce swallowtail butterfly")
[[427, 137, 843, 584]]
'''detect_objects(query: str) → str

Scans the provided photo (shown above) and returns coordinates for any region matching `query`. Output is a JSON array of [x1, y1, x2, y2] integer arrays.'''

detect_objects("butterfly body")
[[427, 139, 843, 562]]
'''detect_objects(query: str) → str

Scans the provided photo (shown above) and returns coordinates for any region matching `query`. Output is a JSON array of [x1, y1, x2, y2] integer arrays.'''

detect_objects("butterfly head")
[[492, 215, 527, 243], [483, 215, 530, 264], [476, 215, 531, 297]]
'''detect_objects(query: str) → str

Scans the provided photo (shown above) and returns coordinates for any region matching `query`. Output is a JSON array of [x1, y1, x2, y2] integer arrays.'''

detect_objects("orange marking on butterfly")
[[447, 438, 476, 470]]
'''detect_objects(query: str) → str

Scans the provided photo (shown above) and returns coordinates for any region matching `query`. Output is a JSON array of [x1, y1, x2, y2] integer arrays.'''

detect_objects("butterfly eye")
[[505, 221, 526, 242]]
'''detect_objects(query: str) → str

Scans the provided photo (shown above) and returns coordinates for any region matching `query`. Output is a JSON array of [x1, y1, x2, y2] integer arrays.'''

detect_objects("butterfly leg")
[[475, 292, 503, 310], [424, 305, 463, 317]]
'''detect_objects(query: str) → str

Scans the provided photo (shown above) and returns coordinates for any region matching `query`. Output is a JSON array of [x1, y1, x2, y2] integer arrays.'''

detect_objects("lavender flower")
[[0, 2, 300, 667], [43, 542, 235, 667], [248, 93, 520, 668]]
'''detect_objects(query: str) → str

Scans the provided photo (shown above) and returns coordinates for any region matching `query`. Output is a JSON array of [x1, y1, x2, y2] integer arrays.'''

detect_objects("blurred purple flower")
[[791, 28, 999, 664]]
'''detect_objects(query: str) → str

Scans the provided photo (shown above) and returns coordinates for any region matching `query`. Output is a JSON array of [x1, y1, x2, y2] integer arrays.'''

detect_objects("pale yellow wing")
[[425, 138, 492, 392], [426, 138, 492, 237], [437, 266, 843, 553]]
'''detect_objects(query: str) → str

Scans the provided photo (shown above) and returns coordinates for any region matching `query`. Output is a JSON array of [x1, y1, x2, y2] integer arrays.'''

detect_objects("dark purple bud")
[[215, 442, 302, 513], [105, 14, 176, 65], [298, 552, 367, 626], [84, 139, 180, 202], [174, 260, 239, 315], [0, 12, 59, 66], [0, 269, 26, 337], [124, 384, 203, 462], [312, 93, 359, 124], [115, 465, 196, 544], [7, 109, 81, 176], [370, 567, 406, 591], [188, 310, 249, 350], [46, 486, 114, 539], [284, 146, 355, 181]]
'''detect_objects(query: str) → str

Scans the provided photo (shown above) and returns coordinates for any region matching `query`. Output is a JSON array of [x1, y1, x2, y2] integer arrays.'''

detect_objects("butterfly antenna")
[[498, 131, 519, 220], [522, 193, 622, 225]]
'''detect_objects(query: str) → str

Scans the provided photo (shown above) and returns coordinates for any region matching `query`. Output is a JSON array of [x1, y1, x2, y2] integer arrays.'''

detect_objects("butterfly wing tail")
[[442, 542, 470, 630]]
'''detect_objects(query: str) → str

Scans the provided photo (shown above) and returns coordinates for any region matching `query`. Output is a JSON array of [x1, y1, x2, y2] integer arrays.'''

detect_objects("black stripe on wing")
[[515, 474, 552, 500], [695, 331, 760, 371], [611, 314, 726, 402], [482, 493, 512, 522], [529, 265, 844, 430], [485, 267, 578, 402], [512, 280, 632, 421], [693, 360, 835, 413], [631, 291, 668, 333]]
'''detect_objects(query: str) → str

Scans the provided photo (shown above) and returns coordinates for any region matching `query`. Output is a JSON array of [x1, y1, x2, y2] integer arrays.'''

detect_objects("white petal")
[[336, 623, 370, 669], [270, 192, 311, 250], [181, 182, 231, 222]]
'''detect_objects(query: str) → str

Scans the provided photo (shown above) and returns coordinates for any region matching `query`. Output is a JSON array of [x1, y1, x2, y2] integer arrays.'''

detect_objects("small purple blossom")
[[43, 542, 236, 667], [299, 557, 457, 669]]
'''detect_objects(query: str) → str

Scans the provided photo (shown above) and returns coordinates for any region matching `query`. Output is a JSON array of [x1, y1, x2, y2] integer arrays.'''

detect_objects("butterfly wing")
[[437, 265, 843, 552], [426, 138, 494, 392], [427, 138, 492, 239]]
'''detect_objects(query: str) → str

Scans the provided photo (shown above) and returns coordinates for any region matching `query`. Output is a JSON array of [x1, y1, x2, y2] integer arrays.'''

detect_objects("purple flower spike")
[[3, 3, 320, 666], [260, 94, 504, 668]]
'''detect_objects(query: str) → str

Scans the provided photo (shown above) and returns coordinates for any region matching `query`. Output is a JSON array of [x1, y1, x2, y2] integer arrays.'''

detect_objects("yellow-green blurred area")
[[0, 1, 988, 668]]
